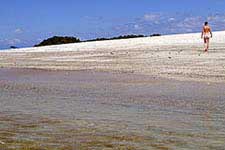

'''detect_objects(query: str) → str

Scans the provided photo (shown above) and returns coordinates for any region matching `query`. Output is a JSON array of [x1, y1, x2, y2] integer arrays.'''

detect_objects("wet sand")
[[0, 68, 225, 150]]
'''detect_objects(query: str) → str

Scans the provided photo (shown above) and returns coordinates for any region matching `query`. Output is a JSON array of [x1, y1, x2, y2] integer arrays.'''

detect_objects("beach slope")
[[1, 31, 225, 82]]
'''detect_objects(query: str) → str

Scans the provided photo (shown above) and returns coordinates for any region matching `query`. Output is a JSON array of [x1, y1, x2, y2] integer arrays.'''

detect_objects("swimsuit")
[[204, 33, 211, 38], [203, 26, 211, 38]]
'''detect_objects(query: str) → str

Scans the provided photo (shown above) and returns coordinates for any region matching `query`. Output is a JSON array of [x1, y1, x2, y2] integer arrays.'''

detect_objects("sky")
[[1, 0, 225, 49]]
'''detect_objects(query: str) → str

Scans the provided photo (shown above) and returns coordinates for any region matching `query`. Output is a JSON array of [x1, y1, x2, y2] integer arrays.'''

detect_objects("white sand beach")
[[1, 31, 225, 83]]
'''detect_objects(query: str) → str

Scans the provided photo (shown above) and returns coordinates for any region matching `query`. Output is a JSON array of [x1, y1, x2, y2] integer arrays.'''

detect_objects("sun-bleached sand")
[[1, 31, 225, 83]]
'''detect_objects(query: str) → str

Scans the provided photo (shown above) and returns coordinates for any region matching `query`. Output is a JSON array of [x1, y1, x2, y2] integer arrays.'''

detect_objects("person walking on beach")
[[201, 22, 212, 52]]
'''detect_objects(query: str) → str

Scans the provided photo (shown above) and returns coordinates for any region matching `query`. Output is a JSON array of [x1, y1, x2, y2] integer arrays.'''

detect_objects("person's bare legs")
[[206, 38, 210, 51], [204, 38, 209, 52]]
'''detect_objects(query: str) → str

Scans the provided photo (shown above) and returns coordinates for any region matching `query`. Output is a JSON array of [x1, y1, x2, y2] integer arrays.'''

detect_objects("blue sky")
[[1, 0, 225, 49]]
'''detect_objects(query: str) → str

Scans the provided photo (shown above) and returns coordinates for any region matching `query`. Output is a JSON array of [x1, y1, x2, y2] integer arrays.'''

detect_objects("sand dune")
[[1, 31, 225, 82]]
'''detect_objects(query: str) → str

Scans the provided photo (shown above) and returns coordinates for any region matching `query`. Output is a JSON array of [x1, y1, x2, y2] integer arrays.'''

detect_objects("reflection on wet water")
[[0, 69, 225, 149]]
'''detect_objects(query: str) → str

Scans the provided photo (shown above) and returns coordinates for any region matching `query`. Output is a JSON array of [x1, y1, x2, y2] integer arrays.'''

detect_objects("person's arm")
[[201, 27, 204, 38], [210, 27, 213, 38]]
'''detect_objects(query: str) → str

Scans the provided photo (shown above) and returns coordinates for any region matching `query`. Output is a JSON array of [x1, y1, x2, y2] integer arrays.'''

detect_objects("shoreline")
[[1, 64, 225, 84]]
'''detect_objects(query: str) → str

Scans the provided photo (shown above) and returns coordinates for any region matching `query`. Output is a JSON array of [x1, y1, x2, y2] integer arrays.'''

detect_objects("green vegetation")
[[10, 46, 18, 49], [150, 34, 161, 37], [85, 34, 146, 42], [34, 34, 161, 47], [34, 36, 81, 47]]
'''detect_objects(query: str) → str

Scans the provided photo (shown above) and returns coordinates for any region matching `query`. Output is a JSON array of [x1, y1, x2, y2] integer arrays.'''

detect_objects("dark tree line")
[[34, 36, 81, 47], [85, 34, 146, 42], [34, 34, 161, 47]]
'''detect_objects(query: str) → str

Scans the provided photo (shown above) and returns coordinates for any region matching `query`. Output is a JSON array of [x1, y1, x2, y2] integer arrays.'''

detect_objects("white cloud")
[[113, 13, 225, 35], [37, 38, 43, 42], [168, 18, 175, 22], [80, 13, 225, 38], [134, 24, 141, 30], [143, 14, 161, 21], [6, 38, 21, 45], [207, 14, 225, 23], [14, 28, 23, 34]]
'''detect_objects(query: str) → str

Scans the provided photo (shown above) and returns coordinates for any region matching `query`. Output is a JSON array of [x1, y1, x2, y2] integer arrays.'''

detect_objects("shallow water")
[[0, 68, 225, 149]]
